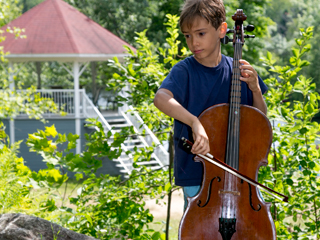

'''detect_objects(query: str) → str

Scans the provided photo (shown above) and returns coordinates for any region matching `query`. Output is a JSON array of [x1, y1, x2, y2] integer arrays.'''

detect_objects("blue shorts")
[[182, 185, 200, 210]]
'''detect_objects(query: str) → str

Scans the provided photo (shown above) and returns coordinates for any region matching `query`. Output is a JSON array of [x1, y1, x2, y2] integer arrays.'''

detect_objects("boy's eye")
[[184, 34, 190, 38], [199, 32, 206, 36]]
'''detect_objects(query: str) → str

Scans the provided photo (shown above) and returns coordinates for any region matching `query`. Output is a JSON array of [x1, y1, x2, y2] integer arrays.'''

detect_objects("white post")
[[73, 62, 81, 154], [9, 62, 15, 144], [119, 83, 130, 114]]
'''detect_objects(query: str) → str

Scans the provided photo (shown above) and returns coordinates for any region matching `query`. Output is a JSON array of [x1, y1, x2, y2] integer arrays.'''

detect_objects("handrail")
[[120, 106, 169, 166], [82, 92, 133, 174], [120, 110, 165, 168], [82, 93, 112, 130], [128, 106, 168, 155]]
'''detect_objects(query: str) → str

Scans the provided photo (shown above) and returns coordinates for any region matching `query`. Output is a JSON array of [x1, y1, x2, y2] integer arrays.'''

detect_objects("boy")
[[153, 0, 268, 208]]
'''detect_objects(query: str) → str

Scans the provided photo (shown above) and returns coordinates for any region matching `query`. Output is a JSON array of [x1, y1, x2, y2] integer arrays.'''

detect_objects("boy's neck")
[[194, 52, 222, 68]]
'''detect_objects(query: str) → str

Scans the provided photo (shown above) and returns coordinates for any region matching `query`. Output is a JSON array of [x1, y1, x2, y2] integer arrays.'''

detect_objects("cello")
[[179, 10, 277, 240]]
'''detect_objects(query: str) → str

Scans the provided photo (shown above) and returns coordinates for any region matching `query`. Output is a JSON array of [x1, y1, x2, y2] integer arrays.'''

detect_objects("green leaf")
[[152, 232, 161, 240], [286, 179, 294, 186], [292, 48, 299, 58], [164, 182, 171, 192], [75, 173, 83, 181], [45, 125, 57, 138]]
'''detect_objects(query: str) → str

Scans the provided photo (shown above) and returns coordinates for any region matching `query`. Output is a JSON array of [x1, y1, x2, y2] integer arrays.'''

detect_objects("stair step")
[[124, 139, 142, 144], [113, 157, 131, 162], [111, 124, 131, 128], [107, 118, 126, 123], [150, 166, 163, 170], [102, 113, 165, 176], [116, 160, 160, 168], [125, 144, 145, 149], [107, 137, 141, 143], [136, 160, 159, 165], [111, 129, 122, 133]]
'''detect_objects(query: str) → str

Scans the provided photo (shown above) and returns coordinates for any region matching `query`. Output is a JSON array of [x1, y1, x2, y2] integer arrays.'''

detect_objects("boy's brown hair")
[[179, 0, 226, 30]]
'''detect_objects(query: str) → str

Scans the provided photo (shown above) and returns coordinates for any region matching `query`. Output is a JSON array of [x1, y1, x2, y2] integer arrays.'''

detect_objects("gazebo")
[[1, 0, 135, 154]]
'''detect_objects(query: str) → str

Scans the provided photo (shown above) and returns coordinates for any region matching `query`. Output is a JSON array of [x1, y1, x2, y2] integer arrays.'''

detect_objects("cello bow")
[[182, 137, 288, 202]]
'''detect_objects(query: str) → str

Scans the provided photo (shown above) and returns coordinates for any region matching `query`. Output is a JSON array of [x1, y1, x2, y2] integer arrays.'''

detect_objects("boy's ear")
[[219, 22, 228, 38]]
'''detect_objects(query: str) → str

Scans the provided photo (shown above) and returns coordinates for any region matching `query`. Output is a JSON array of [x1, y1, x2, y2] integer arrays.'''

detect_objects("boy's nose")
[[192, 38, 199, 47]]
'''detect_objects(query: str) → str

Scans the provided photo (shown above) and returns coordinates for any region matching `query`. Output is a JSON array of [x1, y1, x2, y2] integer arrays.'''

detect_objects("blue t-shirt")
[[159, 54, 268, 186]]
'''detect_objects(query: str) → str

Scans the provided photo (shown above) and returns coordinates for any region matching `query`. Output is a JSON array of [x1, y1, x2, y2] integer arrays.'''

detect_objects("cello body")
[[178, 104, 276, 239]]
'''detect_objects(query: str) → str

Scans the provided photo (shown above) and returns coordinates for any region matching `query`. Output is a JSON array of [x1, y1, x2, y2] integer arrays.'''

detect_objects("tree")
[[261, 27, 320, 239], [63, 0, 159, 46], [265, 0, 320, 99], [0, 0, 22, 27]]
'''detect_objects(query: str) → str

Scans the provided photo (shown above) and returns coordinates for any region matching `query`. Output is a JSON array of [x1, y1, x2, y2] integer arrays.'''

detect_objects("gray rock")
[[0, 213, 98, 240]]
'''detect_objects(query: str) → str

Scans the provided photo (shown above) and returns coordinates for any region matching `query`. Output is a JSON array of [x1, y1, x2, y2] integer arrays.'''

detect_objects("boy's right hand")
[[191, 119, 210, 155], [154, 88, 210, 155]]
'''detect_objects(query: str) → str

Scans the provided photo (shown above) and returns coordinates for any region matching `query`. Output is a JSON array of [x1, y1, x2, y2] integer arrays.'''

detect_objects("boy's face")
[[182, 16, 227, 67]]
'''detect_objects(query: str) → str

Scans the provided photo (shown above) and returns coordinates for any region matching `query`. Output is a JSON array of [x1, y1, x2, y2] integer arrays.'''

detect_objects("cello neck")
[[225, 10, 246, 170]]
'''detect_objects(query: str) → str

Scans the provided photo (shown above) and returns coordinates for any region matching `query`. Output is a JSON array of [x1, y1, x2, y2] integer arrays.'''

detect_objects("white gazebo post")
[[73, 61, 81, 154], [9, 62, 15, 144]]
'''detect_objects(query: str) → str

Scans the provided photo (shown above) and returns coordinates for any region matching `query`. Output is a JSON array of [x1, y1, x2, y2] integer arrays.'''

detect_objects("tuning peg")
[[244, 25, 255, 32], [220, 35, 233, 44], [244, 34, 255, 39], [226, 28, 234, 34]]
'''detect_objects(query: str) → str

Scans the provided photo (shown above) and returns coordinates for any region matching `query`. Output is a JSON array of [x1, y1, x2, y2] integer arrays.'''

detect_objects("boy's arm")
[[239, 59, 267, 115], [251, 89, 267, 115], [154, 88, 210, 155]]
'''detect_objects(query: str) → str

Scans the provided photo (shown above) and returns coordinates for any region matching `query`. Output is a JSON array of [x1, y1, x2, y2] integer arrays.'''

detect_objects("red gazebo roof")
[[1, 0, 135, 62]]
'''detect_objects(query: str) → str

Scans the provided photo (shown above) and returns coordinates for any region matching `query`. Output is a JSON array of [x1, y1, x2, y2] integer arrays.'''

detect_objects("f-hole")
[[197, 177, 221, 208], [248, 183, 261, 211]]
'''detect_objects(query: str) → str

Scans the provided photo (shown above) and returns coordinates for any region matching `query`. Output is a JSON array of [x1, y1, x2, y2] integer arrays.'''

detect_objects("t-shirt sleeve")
[[258, 75, 268, 94], [159, 63, 189, 106]]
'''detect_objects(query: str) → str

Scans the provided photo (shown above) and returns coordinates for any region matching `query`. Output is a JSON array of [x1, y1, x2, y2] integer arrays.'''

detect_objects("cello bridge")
[[219, 190, 240, 196]]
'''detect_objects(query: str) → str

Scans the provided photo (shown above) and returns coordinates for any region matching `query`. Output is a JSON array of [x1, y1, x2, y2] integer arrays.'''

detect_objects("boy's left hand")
[[239, 59, 261, 93]]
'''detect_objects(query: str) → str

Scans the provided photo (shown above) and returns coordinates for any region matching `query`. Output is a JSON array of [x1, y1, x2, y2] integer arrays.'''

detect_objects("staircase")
[[28, 89, 169, 177], [104, 111, 168, 176]]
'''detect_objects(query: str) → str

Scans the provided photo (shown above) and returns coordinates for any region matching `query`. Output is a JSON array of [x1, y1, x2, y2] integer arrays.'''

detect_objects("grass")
[[148, 217, 180, 240], [145, 189, 184, 240]]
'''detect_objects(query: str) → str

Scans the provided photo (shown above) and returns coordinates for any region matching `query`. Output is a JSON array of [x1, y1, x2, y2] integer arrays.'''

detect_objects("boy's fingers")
[[239, 59, 249, 65], [192, 137, 210, 155]]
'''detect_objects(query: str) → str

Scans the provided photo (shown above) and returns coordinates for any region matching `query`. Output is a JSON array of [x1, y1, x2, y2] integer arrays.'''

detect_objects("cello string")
[[224, 45, 233, 218], [234, 40, 241, 218], [225, 39, 239, 218], [232, 40, 242, 218]]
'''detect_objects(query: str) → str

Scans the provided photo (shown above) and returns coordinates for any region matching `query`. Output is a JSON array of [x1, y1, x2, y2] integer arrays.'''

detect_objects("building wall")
[[2, 118, 121, 177]]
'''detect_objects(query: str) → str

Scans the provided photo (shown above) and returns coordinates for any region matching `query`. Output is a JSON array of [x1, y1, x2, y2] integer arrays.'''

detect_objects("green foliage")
[[223, 0, 275, 74], [0, 123, 33, 214], [25, 119, 169, 239], [0, 82, 63, 121], [265, 0, 320, 96], [261, 26, 320, 239], [0, 123, 57, 219], [64, 0, 159, 46], [67, 172, 165, 240], [0, 0, 22, 27], [0, 0, 25, 63]]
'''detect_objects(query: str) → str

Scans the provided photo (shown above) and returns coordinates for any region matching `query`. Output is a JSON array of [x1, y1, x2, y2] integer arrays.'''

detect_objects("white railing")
[[16, 89, 85, 118], [82, 93, 134, 174], [82, 93, 112, 130], [120, 106, 169, 166], [118, 85, 169, 166]]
